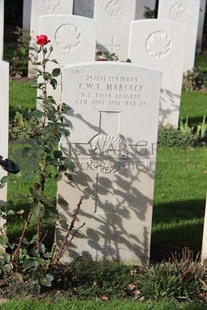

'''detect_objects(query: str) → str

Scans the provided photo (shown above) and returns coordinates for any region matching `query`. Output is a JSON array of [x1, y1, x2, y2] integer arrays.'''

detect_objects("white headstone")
[[29, 0, 74, 77], [197, 0, 207, 51], [0, 61, 9, 226], [23, 0, 32, 31], [128, 20, 186, 128], [56, 62, 161, 264], [136, 0, 156, 19], [0, 0, 4, 60], [158, 0, 200, 72], [30, 0, 73, 39], [37, 15, 96, 106], [201, 196, 207, 264], [94, 0, 137, 60], [73, 0, 94, 18]]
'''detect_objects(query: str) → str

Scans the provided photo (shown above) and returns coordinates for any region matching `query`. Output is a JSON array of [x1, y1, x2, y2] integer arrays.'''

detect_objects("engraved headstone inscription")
[[128, 19, 186, 128], [0, 0, 4, 60], [37, 15, 96, 107], [56, 62, 161, 264], [94, 0, 137, 61], [29, 0, 73, 77], [0, 61, 9, 227], [158, 0, 200, 72]]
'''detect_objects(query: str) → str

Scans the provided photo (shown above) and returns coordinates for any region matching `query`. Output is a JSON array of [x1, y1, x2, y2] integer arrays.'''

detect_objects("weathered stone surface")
[[158, 0, 200, 72], [94, 0, 137, 61], [0, 0, 4, 60], [37, 14, 96, 107], [29, 0, 73, 77], [128, 19, 186, 128], [0, 61, 9, 228], [56, 62, 161, 264]]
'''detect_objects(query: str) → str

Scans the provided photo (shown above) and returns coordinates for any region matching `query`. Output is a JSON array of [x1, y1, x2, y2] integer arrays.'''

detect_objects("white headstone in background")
[[37, 15, 96, 106], [197, 0, 207, 51], [0, 0, 4, 60], [136, 0, 156, 19], [29, 0, 74, 77], [56, 62, 161, 264], [128, 20, 186, 128], [94, 0, 137, 60], [158, 0, 200, 72], [39, 15, 95, 67], [73, 0, 94, 18], [0, 61, 9, 227], [23, 0, 32, 31], [30, 0, 73, 39]]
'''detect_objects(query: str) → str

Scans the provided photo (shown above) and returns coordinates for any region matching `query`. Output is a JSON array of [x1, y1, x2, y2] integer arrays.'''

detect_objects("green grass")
[[180, 91, 207, 126], [1, 299, 207, 310], [151, 146, 207, 255], [195, 55, 207, 75], [9, 79, 36, 120]]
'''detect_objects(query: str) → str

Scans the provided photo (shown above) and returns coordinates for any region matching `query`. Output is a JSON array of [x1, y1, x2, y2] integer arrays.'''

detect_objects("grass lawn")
[[1, 299, 207, 310]]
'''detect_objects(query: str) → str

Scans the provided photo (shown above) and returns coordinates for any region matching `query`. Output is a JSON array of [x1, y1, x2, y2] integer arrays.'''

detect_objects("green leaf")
[[3, 264, 12, 272], [7, 210, 15, 216], [22, 257, 38, 270], [40, 274, 54, 287], [43, 252, 52, 259], [64, 159, 75, 171], [50, 78, 57, 90], [30, 234, 38, 245], [0, 235, 8, 246], [39, 243, 46, 254], [0, 176, 8, 185], [32, 110, 45, 118], [31, 248, 40, 259], [50, 159, 62, 167], [62, 104, 71, 114], [44, 72, 52, 80], [32, 282, 41, 295], [45, 97, 56, 105], [52, 68, 61, 77], [22, 238, 29, 245]]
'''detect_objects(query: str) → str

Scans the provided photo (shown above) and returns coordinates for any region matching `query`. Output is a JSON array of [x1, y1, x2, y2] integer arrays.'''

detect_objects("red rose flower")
[[36, 34, 50, 45]]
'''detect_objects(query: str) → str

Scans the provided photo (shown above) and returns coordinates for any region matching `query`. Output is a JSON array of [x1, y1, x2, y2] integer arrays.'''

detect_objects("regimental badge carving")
[[89, 134, 128, 173], [43, 0, 62, 13], [145, 32, 172, 59], [105, 0, 124, 19], [169, 2, 189, 21], [55, 24, 81, 51]]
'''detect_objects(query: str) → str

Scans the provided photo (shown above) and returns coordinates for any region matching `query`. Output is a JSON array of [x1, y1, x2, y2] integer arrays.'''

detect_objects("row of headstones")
[[34, 0, 201, 129], [23, 0, 207, 58], [0, 0, 205, 63], [28, 0, 157, 78]]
